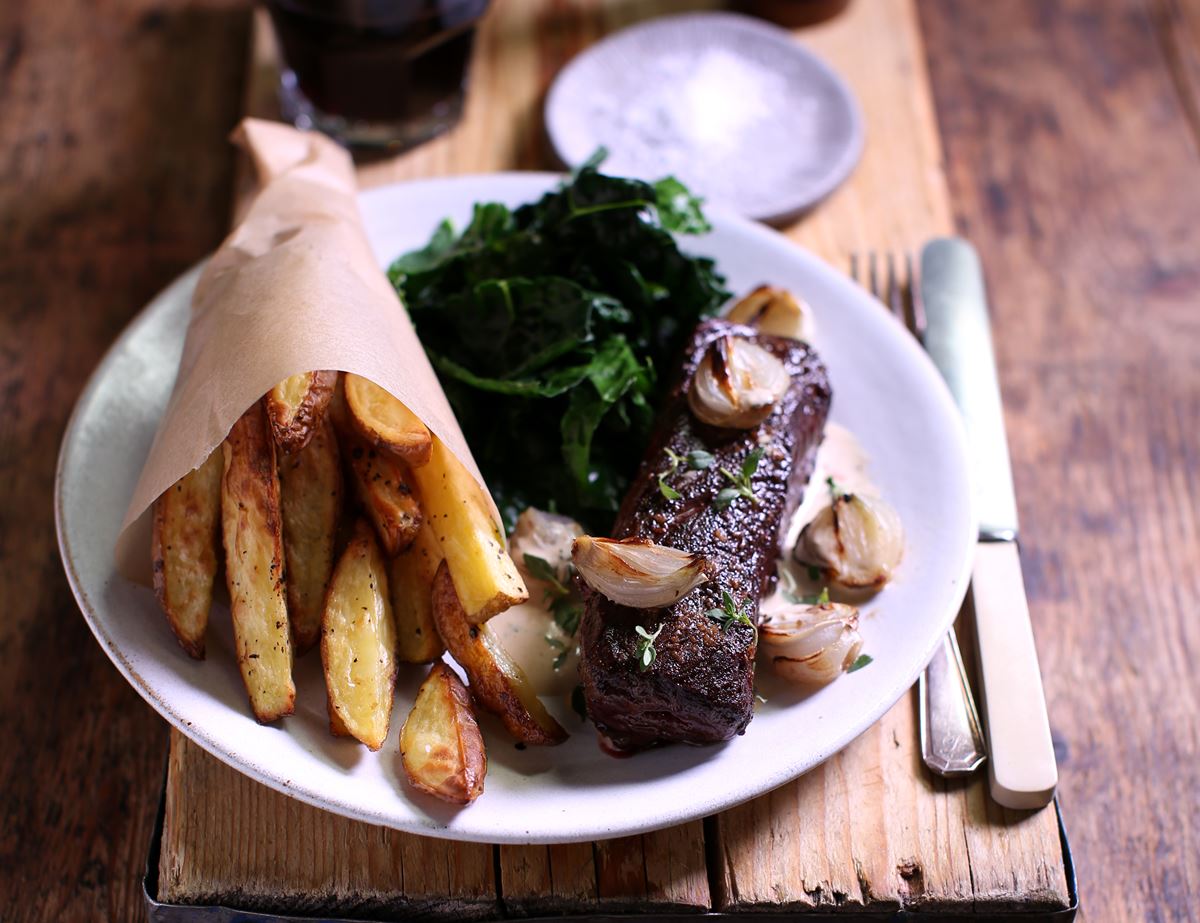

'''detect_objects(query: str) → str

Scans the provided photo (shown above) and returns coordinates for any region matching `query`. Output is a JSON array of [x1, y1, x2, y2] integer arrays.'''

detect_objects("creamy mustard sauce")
[[496, 424, 878, 690], [490, 601, 580, 695]]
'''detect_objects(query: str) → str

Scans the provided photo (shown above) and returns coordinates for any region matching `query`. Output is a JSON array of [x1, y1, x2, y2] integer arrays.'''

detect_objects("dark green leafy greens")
[[389, 162, 729, 531]]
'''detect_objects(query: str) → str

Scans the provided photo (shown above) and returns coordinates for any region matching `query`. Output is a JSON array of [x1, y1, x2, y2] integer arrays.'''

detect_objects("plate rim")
[[56, 171, 975, 844], [543, 10, 865, 224]]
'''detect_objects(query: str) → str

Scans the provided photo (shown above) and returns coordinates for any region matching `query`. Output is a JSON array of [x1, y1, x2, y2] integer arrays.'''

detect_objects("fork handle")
[[920, 628, 986, 776]]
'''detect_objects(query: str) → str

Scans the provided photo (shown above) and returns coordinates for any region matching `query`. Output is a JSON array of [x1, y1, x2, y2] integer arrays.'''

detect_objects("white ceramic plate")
[[56, 173, 973, 844], [545, 12, 863, 224]]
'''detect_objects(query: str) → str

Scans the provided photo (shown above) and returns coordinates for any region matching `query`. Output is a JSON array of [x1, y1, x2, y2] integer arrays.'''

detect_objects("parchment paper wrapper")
[[116, 118, 488, 582]]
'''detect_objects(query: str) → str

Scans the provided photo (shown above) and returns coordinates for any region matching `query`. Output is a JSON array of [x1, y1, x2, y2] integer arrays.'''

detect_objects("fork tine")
[[886, 252, 905, 320], [852, 250, 922, 338], [908, 250, 926, 340]]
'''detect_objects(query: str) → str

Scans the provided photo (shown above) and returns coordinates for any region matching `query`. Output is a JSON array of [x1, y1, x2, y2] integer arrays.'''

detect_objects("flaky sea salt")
[[583, 47, 823, 215], [547, 12, 861, 220]]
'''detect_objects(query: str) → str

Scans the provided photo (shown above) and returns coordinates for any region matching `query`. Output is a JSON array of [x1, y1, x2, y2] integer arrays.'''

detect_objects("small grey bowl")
[[545, 11, 864, 225]]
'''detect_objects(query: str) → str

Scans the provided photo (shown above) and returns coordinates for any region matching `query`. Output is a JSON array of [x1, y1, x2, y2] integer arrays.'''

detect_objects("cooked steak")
[[578, 319, 831, 751]]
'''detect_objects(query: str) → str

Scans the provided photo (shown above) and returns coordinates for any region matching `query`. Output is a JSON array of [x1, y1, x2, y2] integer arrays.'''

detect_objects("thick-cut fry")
[[322, 525, 398, 750], [152, 448, 223, 659], [389, 522, 446, 664], [341, 429, 423, 556], [265, 370, 338, 453], [411, 438, 528, 622], [278, 417, 342, 654], [328, 700, 353, 738], [221, 403, 295, 723], [400, 663, 487, 804], [345, 373, 433, 466], [431, 564, 566, 745]]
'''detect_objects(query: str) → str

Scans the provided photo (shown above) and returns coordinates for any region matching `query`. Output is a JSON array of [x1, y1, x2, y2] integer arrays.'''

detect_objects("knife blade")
[[920, 237, 1057, 810]]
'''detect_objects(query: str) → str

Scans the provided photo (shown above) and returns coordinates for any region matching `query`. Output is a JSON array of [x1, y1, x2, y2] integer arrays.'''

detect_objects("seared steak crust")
[[579, 319, 831, 750]]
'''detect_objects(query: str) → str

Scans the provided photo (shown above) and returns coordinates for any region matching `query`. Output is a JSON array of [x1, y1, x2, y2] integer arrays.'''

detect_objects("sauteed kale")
[[389, 161, 728, 531]]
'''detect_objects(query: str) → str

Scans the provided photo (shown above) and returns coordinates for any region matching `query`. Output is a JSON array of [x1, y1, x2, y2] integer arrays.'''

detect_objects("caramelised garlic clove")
[[761, 602, 862, 685], [688, 335, 791, 430], [571, 536, 713, 609], [726, 286, 814, 342], [798, 492, 905, 589]]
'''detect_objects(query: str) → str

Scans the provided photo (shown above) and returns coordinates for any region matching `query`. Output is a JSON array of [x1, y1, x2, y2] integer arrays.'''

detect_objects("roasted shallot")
[[572, 536, 712, 609]]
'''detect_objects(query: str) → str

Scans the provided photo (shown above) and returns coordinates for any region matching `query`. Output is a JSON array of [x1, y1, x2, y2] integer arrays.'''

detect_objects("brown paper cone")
[[115, 118, 489, 582]]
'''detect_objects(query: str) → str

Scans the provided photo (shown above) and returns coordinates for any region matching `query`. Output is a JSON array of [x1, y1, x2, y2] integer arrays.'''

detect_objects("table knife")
[[920, 237, 1058, 810]]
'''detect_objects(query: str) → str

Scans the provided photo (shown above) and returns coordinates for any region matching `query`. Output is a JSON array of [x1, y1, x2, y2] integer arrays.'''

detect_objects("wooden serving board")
[[154, 1, 1073, 917]]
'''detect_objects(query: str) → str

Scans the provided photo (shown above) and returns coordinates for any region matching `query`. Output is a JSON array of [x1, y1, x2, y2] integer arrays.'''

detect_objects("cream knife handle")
[[971, 542, 1058, 809]]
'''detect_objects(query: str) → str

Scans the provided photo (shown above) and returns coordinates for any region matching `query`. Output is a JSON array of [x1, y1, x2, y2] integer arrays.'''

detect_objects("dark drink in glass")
[[266, 0, 490, 150]]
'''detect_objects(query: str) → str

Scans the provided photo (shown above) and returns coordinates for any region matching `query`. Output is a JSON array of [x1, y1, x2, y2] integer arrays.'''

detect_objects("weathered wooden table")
[[2, 0, 1197, 920]]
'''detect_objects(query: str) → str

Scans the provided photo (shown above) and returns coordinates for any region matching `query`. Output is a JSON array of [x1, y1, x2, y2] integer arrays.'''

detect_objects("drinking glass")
[[266, 0, 490, 150]]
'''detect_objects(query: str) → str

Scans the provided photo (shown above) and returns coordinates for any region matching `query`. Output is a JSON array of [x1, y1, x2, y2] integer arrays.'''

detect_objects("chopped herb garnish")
[[551, 597, 583, 636], [658, 448, 686, 500], [523, 553, 569, 595], [714, 487, 742, 510], [526, 552, 583, 638], [657, 445, 717, 500], [706, 590, 756, 636], [544, 613, 578, 669], [714, 447, 764, 510], [787, 586, 832, 605], [806, 564, 822, 581], [826, 475, 846, 500], [847, 653, 873, 673], [634, 623, 664, 671]]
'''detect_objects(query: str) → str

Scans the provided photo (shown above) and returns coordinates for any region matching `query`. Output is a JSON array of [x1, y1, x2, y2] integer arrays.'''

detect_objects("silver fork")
[[851, 251, 987, 778]]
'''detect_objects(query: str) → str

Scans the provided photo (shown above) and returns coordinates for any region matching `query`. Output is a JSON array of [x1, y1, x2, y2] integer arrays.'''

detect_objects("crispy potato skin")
[[410, 438, 528, 623], [328, 699, 353, 737], [278, 418, 341, 654], [152, 448, 223, 659], [400, 663, 486, 804], [344, 373, 433, 467], [389, 523, 446, 664], [266, 370, 338, 453], [321, 525, 398, 750], [221, 403, 295, 723], [341, 429, 423, 556], [431, 564, 567, 745]]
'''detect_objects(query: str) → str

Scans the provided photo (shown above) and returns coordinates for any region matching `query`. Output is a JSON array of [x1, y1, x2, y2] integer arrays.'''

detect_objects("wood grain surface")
[[921, 2, 1200, 919], [0, 2, 249, 921], [159, 734, 497, 918], [160, 0, 1068, 916], [3, 0, 1198, 920]]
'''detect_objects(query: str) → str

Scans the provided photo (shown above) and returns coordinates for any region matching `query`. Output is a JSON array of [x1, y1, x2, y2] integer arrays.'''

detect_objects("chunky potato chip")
[[400, 663, 487, 804], [152, 448, 223, 659], [221, 403, 295, 723]]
